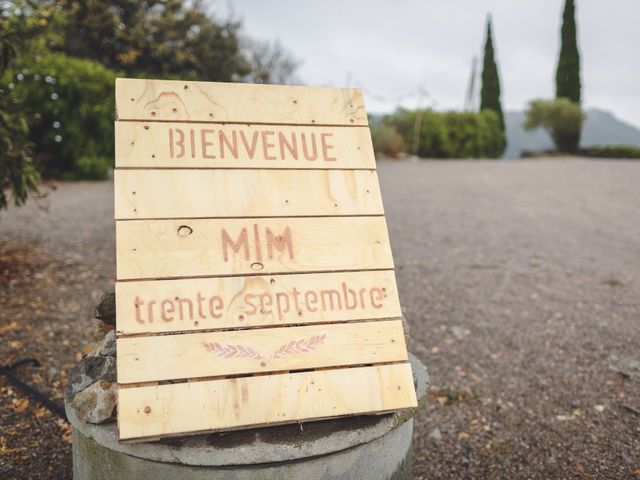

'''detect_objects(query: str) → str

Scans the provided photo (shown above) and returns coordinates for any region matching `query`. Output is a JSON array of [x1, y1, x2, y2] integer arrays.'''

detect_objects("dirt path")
[[1, 159, 639, 478]]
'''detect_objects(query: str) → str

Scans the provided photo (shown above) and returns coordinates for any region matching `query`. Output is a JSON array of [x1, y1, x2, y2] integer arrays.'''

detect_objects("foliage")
[[57, 0, 251, 81], [7, 52, 117, 178], [580, 145, 640, 159], [382, 109, 505, 159], [370, 123, 406, 158], [523, 98, 585, 153], [480, 15, 505, 143], [556, 0, 581, 104], [1, 0, 300, 182], [65, 156, 112, 180], [0, 1, 42, 210]]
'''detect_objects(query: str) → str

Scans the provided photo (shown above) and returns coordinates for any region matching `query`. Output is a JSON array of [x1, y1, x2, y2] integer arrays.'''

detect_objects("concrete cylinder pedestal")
[[67, 354, 428, 480]]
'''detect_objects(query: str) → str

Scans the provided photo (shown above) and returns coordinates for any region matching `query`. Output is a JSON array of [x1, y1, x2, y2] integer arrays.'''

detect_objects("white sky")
[[213, 0, 640, 128]]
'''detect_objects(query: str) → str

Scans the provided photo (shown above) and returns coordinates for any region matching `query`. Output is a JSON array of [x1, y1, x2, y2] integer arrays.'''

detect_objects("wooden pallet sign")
[[114, 78, 417, 442]]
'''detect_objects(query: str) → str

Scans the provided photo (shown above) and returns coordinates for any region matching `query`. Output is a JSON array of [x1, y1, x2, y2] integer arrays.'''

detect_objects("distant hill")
[[504, 108, 640, 159]]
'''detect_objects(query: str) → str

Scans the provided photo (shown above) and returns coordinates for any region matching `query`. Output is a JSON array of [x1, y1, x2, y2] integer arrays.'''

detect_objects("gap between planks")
[[117, 360, 412, 389], [115, 214, 386, 222], [116, 316, 404, 339], [114, 167, 378, 171], [114, 119, 371, 128], [115, 267, 396, 283]]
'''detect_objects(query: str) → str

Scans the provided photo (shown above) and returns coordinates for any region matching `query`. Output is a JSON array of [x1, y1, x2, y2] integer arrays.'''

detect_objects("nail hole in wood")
[[144, 125, 149, 130], [150, 111, 156, 117], [144, 406, 151, 414], [178, 225, 193, 237]]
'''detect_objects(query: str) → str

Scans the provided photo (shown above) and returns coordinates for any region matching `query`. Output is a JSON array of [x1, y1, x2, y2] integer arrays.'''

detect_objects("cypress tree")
[[556, 0, 581, 103], [480, 15, 505, 153]]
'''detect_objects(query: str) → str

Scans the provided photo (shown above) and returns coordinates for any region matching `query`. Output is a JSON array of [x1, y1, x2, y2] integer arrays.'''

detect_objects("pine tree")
[[556, 0, 581, 104], [480, 15, 505, 153]]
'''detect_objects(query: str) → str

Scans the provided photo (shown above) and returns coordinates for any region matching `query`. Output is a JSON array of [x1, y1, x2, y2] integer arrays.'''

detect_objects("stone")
[[95, 292, 116, 326], [428, 427, 442, 442], [74, 379, 117, 424], [66, 329, 118, 425], [66, 355, 116, 398], [449, 325, 464, 339], [100, 330, 117, 357]]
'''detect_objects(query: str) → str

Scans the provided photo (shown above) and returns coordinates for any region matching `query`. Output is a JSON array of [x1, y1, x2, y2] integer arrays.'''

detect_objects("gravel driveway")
[[1, 158, 639, 479]]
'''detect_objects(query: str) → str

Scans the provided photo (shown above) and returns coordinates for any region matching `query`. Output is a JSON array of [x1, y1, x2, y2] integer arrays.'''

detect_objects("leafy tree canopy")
[[523, 98, 585, 153], [56, 0, 251, 81]]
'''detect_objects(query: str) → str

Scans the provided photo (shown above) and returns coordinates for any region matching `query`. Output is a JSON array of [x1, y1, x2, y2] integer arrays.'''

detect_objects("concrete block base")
[[68, 354, 428, 480]]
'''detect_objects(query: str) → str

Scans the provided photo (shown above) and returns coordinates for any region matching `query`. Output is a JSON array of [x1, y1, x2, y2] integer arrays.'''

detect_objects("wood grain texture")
[[117, 320, 407, 384], [115, 270, 401, 335], [117, 362, 417, 440], [115, 78, 368, 125], [116, 216, 393, 280], [114, 169, 383, 219], [115, 122, 375, 169]]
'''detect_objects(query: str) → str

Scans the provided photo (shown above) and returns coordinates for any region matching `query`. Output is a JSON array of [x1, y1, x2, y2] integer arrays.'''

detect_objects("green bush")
[[5, 52, 116, 178], [370, 124, 406, 158], [523, 98, 585, 153], [382, 109, 505, 159], [63, 156, 111, 180], [580, 145, 640, 159]]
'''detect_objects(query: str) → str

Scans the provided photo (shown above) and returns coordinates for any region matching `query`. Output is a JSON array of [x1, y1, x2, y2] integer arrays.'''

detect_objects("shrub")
[[523, 98, 585, 153], [383, 109, 504, 159], [580, 145, 640, 159], [6, 52, 117, 178], [370, 124, 406, 158], [64, 156, 111, 180]]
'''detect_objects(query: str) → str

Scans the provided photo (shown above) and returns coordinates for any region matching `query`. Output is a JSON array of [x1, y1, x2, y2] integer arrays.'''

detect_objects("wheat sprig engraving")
[[202, 334, 326, 362]]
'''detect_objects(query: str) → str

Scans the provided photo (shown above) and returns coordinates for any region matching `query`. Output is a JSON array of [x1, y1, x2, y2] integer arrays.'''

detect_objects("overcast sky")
[[213, 0, 640, 128]]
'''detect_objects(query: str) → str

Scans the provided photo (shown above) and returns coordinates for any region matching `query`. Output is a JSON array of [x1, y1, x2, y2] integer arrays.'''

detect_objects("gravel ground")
[[1, 159, 639, 479]]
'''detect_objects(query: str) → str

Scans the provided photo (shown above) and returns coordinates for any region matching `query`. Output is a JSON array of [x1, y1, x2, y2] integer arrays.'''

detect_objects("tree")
[[57, 0, 251, 81], [555, 0, 581, 104], [480, 15, 505, 155], [0, 2, 41, 210], [523, 98, 585, 153], [242, 39, 300, 85]]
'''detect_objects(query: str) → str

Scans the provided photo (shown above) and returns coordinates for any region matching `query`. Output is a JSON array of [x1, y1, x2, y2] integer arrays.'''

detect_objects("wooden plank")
[[116, 271, 401, 335], [117, 362, 416, 440], [115, 122, 375, 169], [117, 320, 407, 384], [116, 217, 393, 280], [115, 78, 368, 125], [114, 169, 383, 219]]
